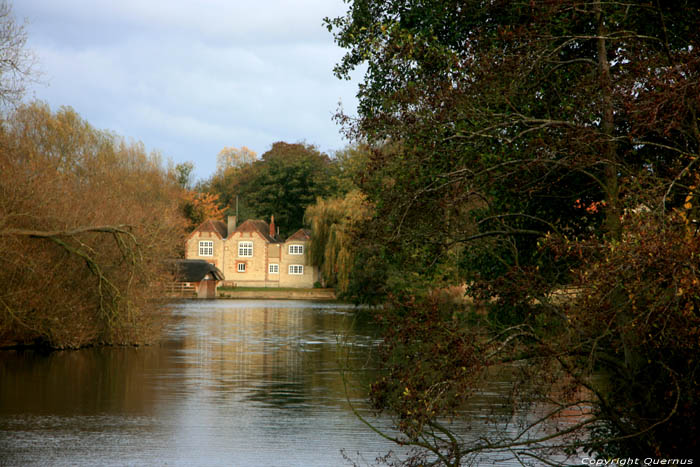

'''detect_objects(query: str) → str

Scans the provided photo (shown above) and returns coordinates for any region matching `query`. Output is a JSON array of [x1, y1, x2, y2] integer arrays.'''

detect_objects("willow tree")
[[328, 0, 700, 462], [305, 190, 371, 293]]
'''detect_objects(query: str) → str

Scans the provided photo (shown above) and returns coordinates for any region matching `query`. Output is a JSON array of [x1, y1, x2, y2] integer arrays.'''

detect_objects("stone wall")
[[185, 231, 225, 270], [279, 241, 317, 288], [217, 288, 336, 300]]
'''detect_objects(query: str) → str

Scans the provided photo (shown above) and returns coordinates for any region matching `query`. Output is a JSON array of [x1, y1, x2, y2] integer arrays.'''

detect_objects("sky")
[[13, 0, 362, 180]]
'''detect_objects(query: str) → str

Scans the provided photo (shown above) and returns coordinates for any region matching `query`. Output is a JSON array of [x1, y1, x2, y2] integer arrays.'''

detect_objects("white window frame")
[[269, 263, 279, 274], [238, 241, 253, 257], [288, 244, 304, 255], [237, 262, 246, 273], [198, 240, 213, 257], [288, 264, 304, 275]]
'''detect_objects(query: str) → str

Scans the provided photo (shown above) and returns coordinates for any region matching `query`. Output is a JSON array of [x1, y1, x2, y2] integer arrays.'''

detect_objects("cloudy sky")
[[13, 1, 361, 180]]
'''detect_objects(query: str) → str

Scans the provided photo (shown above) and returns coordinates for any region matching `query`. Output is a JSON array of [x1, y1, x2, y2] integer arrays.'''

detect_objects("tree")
[[328, 0, 700, 462], [330, 143, 372, 194], [251, 142, 339, 236], [216, 145, 257, 173], [0, 102, 185, 348], [175, 161, 194, 190], [202, 141, 340, 237], [180, 190, 226, 231], [0, 1, 34, 106], [305, 190, 371, 293]]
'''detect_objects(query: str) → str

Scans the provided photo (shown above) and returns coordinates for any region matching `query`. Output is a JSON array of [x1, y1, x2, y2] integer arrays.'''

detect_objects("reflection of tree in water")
[[178, 303, 379, 410], [0, 346, 168, 416]]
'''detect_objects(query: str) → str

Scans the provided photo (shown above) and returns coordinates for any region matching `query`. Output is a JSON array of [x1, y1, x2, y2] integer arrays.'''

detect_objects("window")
[[237, 262, 246, 273], [269, 263, 279, 274], [288, 264, 304, 275], [198, 241, 213, 257], [238, 241, 253, 257], [288, 244, 304, 255]]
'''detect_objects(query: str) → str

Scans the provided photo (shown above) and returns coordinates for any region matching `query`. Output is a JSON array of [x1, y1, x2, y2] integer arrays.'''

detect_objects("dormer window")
[[288, 244, 304, 255], [198, 241, 213, 256], [238, 241, 253, 257]]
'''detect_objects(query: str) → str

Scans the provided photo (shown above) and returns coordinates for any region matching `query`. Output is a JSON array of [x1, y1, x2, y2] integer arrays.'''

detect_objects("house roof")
[[169, 259, 224, 282], [233, 219, 282, 243], [287, 228, 312, 242], [189, 219, 227, 239], [188, 217, 306, 244]]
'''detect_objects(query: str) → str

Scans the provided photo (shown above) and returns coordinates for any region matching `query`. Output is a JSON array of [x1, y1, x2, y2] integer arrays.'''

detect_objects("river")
[[0, 300, 402, 466], [0, 300, 579, 466]]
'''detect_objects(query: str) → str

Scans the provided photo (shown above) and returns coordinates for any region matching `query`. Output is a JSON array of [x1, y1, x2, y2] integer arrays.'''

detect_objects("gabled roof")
[[232, 219, 282, 243], [286, 228, 311, 242], [188, 219, 227, 239], [169, 259, 224, 282]]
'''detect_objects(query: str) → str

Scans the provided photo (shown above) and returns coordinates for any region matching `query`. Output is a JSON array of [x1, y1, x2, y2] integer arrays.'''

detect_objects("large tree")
[[0, 102, 185, 348], [203, 141, 339, 237], [328, 0, 700, 463]]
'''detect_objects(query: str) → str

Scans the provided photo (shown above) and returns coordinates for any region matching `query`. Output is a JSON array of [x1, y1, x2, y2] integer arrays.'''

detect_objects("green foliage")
[[331, 143, 371, 193], [369, 297, 485, 462], [249, 142, 338, 236], [174, 161, 194, 190], [328, 0, 700, 462], [305, 190, 371, 294], [201, 141, 339, 237], [344, 243, 390, 306]]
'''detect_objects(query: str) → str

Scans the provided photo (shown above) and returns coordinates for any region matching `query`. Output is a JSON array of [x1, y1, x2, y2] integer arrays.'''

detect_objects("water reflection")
[[0, 300, 390, 466], [0, 300, 574, 466]]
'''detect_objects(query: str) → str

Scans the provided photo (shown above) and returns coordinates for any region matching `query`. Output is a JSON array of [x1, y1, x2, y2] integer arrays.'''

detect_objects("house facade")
[[184, 216, 318, 288]]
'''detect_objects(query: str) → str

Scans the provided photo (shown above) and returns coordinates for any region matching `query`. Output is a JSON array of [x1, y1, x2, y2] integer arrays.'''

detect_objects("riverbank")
[[216, 287, 337, 300]]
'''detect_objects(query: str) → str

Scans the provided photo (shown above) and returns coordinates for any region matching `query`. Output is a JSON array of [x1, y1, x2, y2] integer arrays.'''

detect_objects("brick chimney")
[[269, 215, 276, 238], [227, 215, 237, 237]]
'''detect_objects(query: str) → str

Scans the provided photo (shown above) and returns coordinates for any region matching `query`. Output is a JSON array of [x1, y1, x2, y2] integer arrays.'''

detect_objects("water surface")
[[1, 300, 392, 466], [0, 300, 582, 466]]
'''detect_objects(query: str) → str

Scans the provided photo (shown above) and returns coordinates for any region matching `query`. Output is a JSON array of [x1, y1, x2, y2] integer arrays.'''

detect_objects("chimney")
[[269, 215, 276, 238], [227, 215, 237, 237]]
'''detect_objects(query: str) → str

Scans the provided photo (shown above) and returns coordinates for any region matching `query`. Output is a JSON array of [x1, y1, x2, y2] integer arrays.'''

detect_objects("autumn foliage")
[[556, 207, 700, 456], [0, 102, 185, 348], [180, 190, 226, 232]]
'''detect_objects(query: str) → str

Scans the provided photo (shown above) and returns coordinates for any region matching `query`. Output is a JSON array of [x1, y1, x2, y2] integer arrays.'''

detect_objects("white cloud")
[[14, 0, 358, 179]]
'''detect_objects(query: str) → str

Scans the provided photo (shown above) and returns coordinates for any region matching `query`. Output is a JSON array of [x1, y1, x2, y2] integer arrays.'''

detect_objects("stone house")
[[184, 216, 318, 288]]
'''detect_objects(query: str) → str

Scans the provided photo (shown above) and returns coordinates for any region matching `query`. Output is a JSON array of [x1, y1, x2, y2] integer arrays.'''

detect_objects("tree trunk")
[[595, 1, 622, 241]]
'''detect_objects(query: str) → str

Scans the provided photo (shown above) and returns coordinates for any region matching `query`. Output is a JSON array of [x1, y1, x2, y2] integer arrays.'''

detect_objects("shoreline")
[[216, 288, 337, 300]]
